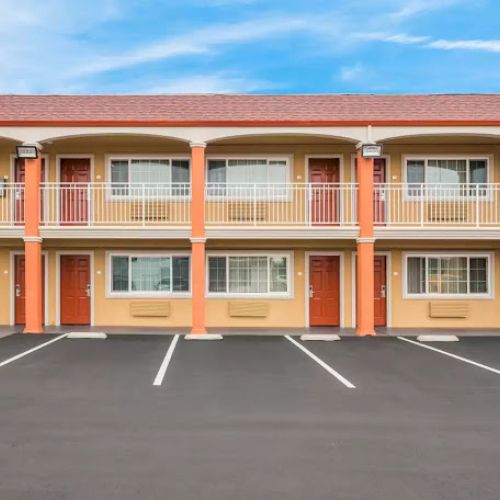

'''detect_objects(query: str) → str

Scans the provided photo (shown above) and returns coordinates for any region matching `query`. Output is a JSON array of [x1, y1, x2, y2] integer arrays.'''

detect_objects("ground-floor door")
[[374, 255, 387, 327], [14, 255, 45, 325], [60, 255, 91, 325], [309, 255, 340, 326]]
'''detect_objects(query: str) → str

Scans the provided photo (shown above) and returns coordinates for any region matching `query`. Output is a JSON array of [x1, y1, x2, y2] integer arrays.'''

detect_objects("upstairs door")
[[309, 256, 340, 327], [308, 158, 340, 225], [60, 158, 91, 225], [14, 158, 46, 225], [373, 159, 387, 225]]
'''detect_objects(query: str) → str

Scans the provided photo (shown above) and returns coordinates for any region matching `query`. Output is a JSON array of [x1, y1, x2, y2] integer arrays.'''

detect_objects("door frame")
[[55, 250, 94, 326], [56, 155, 95, 226], [9, 251, 49, 326], [305, 155, 344, 183], [304, 251, 344, 328], [306, 155, 345, 225], [56, 154, 95, 183], [351, 251, 392, 328]]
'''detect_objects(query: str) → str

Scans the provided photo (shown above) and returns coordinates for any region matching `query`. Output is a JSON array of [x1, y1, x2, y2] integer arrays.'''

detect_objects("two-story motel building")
[[2, 94, 500, 336]]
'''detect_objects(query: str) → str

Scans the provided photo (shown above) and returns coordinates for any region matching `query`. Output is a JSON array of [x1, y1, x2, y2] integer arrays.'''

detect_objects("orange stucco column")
[[190, 143, 207, 334], [356, 149, 376, 336], [23, 153, 44, 334]]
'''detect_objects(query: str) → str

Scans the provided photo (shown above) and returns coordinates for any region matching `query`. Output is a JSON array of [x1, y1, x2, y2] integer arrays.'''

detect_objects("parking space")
[[1, 334, 500, 499]]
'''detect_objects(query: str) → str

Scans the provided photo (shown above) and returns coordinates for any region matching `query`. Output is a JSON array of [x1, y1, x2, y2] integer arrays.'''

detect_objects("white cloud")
[[70, 16, 311, 77], [389, 0, 462, 20], [426, 39, 500, 52], [339, 63, 364, 82], [357, 30, 500, 55], [354, 32, 430, 44], [141, 73, 273, 93]]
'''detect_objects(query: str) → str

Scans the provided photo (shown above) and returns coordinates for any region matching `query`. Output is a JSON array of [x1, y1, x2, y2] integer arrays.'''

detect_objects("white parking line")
[[398, 336, 500, 376], [284, 335, 356, 389], [0, 334, 67, 369], [153, 334, 180, 387]]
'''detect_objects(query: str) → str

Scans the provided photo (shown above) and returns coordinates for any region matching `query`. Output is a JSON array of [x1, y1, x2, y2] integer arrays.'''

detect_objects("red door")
[[14, 255, 45, 325], [14, 158, 46, 224], [60, 158, 91, 225], [373, 159, 386, 225], [308, 158, 340, 225], [309, 256, 340, 326], [374, 256, 387, 327], [60, 255, 91, 325]]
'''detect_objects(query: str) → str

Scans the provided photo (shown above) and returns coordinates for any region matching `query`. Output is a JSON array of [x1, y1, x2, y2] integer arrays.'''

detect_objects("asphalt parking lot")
[[1, 334, 500, 500]]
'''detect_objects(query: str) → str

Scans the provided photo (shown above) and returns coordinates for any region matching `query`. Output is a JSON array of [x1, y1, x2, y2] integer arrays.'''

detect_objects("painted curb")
[[67, 332, 107, 339]]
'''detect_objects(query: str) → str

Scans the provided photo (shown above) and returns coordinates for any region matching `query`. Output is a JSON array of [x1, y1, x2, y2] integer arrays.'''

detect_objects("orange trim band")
[[1, 120, 500, 127]]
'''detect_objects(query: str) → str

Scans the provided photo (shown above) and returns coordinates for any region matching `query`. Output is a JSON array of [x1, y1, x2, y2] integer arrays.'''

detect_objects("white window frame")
[[403, 251, 494, 300], [206, 250, 293, 298], [106, 251, 191, 298], [402, 154, 492, 200], [105, 154, 191, 200], [205, 155, 292, 200]]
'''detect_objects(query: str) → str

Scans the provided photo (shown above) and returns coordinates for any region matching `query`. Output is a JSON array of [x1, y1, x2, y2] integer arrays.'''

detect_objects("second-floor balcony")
[[374, 183, 500, 227], [2, 182, 500, 237], [205, 183, 358, 226]]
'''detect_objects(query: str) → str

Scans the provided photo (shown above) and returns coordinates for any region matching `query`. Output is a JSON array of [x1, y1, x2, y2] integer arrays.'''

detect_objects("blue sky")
[[0, 0, 499, 94]]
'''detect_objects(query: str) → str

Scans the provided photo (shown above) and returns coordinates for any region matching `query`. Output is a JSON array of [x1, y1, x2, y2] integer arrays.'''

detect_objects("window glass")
[[270, 256, 288, 292], [130, 159, 170, 184], [131, 257, 170, 292], [207, 160, 227, 183], [407, 160, 425, 184], [172, 160, 190, 196], [111, 160, 129, 183], [427, 159, 466, 184], [407, 257, 425, 294], [207, 160, 227, 196], [172, 257, 190, 292], [110, 160, 129, 196], [207, 158, 288, 197], [228, 256, 268, 294], [470, 160, 487, 184], [111, 256, 129, 292], [208, 256, 227, 292], [407, 255, 489, 296], [227, 159, 267, 184], [469, 257, 488, 293], [208, 255, 289, 295]]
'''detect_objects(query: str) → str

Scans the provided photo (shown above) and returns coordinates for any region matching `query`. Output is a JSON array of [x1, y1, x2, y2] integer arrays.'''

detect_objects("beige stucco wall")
[[1, 135, 500, 329], [0, 241, 356, 329], [380, 243, 500, 329]]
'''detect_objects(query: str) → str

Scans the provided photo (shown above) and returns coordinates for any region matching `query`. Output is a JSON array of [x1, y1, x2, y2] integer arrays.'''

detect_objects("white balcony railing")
[[205, 183, 358, 226], [41, 183, 191, 226], [4, 181, 500, 230], [374, 183, 500, 226], [0, 183, 24, 226]]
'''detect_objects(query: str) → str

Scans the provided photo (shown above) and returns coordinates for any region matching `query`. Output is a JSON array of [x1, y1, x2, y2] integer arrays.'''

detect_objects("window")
[[405, 254, 490, 297], [110, 254, 190, 295], [207, 254, 290, 296], [206, 158, 289, 198], [109, 158, 190, 197], [405, 157, 488, 197]]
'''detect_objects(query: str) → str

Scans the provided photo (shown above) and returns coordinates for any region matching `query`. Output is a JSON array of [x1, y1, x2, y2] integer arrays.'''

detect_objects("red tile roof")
[[1, 94, 500, 125]]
